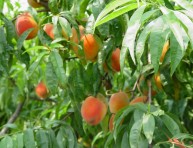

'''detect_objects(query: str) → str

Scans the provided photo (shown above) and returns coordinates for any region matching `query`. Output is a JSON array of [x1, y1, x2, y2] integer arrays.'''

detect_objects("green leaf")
[[47, 129, 59, 148], [95, 3, 138, 27], [174, 11, 193, 48], [129, 119, 143, 148], [121, 132, 130, 148], [49, 51, 66, 87], [58, 17, 72, 38], [92, 132, 104, 147], [134, 109, 144, 122], [121, 5, 146, 68], [15, 133, 24, 148], [48, 0, 59, 14], [95, 0, 135, 27], [135, 19, 155, 64], [114, 106, 135, 140], [161, 114, 181, 136], [160, 7, 186, 50], [0, 12, 16, 44], [173, 0, 193, 13], [0, 27, 7, 53], [0, 135, 13, 148], [170, 33, 185, 75], [149, 17, 168, 73], [143, 114, 155, 144], [57, 127, 67, 148], [0, 0, 4, 12], [46, 61, 59, 94], [17, 28, 34, 50], [28, 52, 48, 77], [3, 123, 17, 129], [64, 127, 76, 148], [24, 129, 36, 148], [36, 129, 49, 148], [141, 9, 159, 23]]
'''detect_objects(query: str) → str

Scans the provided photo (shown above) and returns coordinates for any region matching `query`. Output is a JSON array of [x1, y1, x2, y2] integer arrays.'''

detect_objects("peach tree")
[[0, 0, 193, 147]]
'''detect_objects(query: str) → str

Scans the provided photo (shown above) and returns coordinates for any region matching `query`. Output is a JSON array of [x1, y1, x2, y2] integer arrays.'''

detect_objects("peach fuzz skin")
[[111, 48, 121, 72], [81, 96, 107, 125], [81, 34, 100, 61], [15, 12, 38, 40], [109, 91, 129, 113], [35, 82, 48, 99], [43, 23, 54, 40]]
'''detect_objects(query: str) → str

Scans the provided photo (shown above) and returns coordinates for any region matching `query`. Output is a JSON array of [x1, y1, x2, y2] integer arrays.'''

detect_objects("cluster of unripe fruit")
[[81, 92, 148, 131]]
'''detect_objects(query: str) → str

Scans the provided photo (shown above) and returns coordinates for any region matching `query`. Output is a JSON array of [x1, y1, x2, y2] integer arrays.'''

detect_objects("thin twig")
[[0, 100, 25, 136], [130, 74, 142, 99]]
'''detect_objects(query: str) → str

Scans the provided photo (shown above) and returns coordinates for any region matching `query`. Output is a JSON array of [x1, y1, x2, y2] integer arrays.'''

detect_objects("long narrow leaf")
[[130, 119, 143, 148], [173, 0, 193, 13], [49, 51, 66, 87], [24, 129, 36, 148], [28, 52, 48, 77], [143, 114, 155, 144], [121, 5, 146, 68], [174, 11, 193, 48], [95, 0, 135, 27], [95, 3, 138, 27], [160, 7, 185, 50], [149, 17, 168, 73]]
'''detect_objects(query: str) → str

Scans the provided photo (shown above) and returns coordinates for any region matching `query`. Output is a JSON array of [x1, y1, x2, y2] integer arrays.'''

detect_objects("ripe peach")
[[43, 23, 54, 40], [81, 96, 107, 125], [160, 40, 169, 63], [70, 25, 85, 56], [109, 91, 129, 113], [111, 48, 121, 72], [15, 12, 38, 40], [35, 82, 48, 99], [27, 0, 42, 8], [81, 34, 100, 61], [129, 96, 148, 105]]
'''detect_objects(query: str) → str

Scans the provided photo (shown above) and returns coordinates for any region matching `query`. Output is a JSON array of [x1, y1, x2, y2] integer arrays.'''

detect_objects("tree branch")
[[0, 100, 25, 136]]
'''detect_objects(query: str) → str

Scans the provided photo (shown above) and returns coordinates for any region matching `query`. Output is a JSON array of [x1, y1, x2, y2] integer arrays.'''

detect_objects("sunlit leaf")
[[24, 129, 36, 148], [143, 114, 155, 144], [121, 5, 146, 69], [130, 119, 143, 148]]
